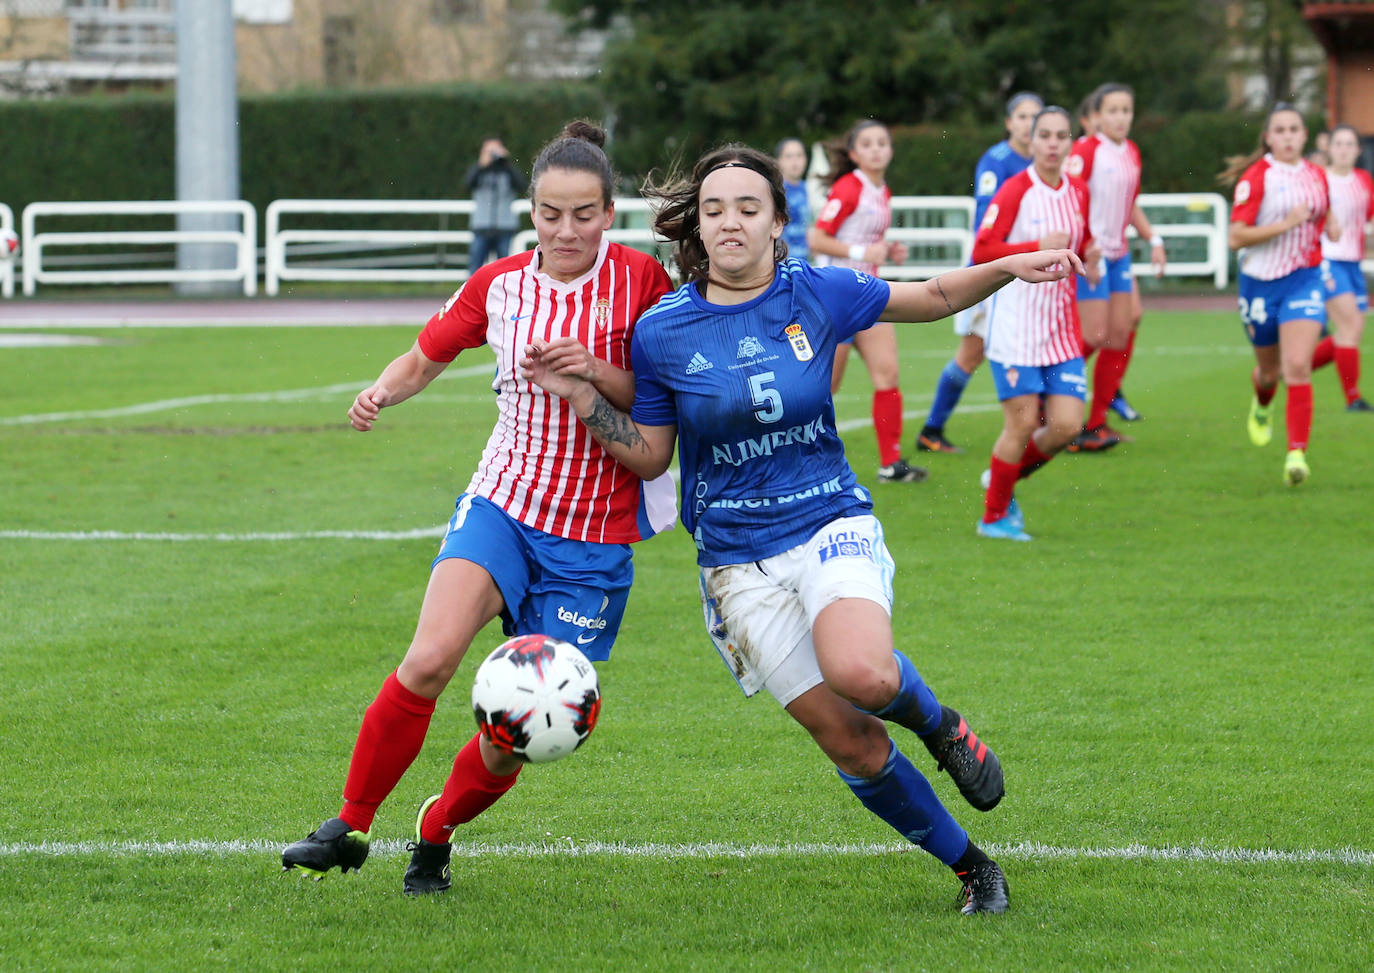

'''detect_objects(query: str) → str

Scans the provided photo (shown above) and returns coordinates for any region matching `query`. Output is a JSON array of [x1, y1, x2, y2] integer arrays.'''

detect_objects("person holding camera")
[[465, 136, 529, 271]]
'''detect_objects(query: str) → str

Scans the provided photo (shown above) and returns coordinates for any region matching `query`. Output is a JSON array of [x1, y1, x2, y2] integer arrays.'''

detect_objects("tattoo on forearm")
[[935, 277, 956, 314], [585, 394, 645, 450]]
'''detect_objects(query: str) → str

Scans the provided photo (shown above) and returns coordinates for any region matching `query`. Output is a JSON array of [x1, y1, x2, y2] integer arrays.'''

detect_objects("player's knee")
[[397, 641, 467, 698], [825, 657, 898, 713], [1046, 414, 1080, 446]]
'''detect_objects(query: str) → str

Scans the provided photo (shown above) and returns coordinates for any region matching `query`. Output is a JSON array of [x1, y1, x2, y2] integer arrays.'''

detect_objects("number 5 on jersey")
[[749, 371, 783, 424]]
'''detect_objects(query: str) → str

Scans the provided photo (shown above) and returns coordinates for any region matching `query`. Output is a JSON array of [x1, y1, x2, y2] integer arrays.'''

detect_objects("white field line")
[[0, 837, 1368, 867], [0, 527, 446, 542], [0, 361, 496, 427]]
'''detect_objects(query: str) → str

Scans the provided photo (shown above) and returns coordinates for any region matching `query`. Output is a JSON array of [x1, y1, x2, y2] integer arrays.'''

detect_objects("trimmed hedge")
[[0, 83, 603, 220], [0, 85, 1312, 217]]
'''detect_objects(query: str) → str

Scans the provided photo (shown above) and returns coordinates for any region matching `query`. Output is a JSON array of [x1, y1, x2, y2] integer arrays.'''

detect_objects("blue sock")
[[838, 740, 969, 865], [861, 650, 941, 736], [925, 360, 971, 432]]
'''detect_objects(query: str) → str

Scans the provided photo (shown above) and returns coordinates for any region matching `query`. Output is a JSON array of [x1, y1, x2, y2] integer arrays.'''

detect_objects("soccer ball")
[[471, 634, 601, 763], [0, 228, 17, 262]]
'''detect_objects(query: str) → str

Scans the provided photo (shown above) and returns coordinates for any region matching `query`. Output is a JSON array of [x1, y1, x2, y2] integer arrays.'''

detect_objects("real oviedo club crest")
[[785, 322, 814, 361]]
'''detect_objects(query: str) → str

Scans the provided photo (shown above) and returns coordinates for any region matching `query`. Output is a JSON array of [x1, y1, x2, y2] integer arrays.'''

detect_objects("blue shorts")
[[1076, 254, 1134, 301], [432, 494, 633, 662], [1238, 267, 1327, 348], [1321, 259, 1369, 312], [988, 357, 1088, 401]]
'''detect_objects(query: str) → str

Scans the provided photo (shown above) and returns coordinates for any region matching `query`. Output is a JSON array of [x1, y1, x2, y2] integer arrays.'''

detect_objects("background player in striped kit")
[[524, 144, 1083, 915], [1065, 84, 1167, 453], [973, 106, 1101, 541], [808, 119, 925, 483], [916, 91, 1042, 455], [1315, 124, 1373, 411], [1223, 104, 1341, 486], [282, 121, 676, 894]]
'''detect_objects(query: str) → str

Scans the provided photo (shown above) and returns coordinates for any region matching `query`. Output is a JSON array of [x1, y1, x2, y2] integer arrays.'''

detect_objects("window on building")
[[323, 16, 356, 86]]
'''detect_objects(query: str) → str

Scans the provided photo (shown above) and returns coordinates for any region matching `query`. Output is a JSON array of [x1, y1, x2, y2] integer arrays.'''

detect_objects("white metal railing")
[[1130, 192, 1232, 288], [21, 201, 257, 296], [1, 192, 1250, 298], [1, 203, 14, 299]]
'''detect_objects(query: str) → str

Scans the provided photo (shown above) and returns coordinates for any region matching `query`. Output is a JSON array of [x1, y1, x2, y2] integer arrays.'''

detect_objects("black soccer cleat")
[[916, 427, 965, 454], [1065, 423, 1122, 453], [957, 859, 1009, 915], [1347, 397, 1373, 412], [877, 458, 930, 483], [403, 839, 453, 896], [921, 705, 1004, 811], [281, 818, 371, 879]]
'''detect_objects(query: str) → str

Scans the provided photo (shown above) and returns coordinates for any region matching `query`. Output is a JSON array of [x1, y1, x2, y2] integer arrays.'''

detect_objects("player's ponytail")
[[531, 119, 615, 205]]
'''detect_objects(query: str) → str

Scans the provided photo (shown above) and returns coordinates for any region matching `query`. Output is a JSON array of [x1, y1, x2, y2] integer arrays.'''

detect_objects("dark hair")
[[1329, 123, 1360, 143], [773, 137, 808, 179], [1031, 105, 1073, 138], [1091, 83, 1134, 113], [1005, 92, 1043, 117], [642, 144, 788, 284], [1217, 103, 1306, 186], [530, 119, 615, 206], [821, 119, 889, 188]]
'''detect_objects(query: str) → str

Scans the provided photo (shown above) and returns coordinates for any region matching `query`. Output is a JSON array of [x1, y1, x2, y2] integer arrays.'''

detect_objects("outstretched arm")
[[880, 250, 1085, 323], [348, 341, 449, 431], [520, 341, 677, 479]]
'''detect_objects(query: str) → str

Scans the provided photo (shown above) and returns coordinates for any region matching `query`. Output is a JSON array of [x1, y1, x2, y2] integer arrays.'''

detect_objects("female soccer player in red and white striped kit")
[[808, 119, 924, 483], [973, 106, 1101, 540], [282, 120, 676, 894], [1065, 83, 1167, 452], [1224, 104, 1341, 486], [1316, 124, 1373, 412]]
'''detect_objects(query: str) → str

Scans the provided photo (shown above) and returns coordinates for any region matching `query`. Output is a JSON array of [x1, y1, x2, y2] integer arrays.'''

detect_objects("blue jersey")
[[630, 259, 891, 566], [782, 180, 811, 259], [973, 140, 1033, 228]]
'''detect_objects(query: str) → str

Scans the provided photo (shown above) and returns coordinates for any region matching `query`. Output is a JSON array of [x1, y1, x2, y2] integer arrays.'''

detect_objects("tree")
[[553, 0, 1233, 176]]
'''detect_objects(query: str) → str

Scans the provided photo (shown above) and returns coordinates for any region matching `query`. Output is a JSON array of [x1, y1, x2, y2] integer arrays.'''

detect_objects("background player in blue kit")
[[522, 144, 1083, 915], [916, 92, 1043, 454]]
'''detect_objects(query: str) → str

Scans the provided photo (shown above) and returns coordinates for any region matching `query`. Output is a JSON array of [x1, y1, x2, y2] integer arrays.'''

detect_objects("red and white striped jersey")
[[813, 169, 892, 276], [1066, 133, 1141, 260], [1321, 168, 1374, 263], [973, 166, 1093, 367], [1232, 154, 1329, 281], [418, 239, 677, 544]]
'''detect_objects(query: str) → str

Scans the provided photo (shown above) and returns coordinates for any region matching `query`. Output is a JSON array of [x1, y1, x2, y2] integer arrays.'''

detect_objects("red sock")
[[1087, 348, 1128, 429], [873, 388, 903, 466], [1285, 383, 1313, 451], [339, 671, 436, 833], [1018, 438, 1053, 480], [1123, 329, 1137, 373], [1252, 367, 1277, 407], [1312, 336, 1335, 370], [420, 732, 522, 844], [982, 455, 1019, 523], [1333, 346, 1362, 403]]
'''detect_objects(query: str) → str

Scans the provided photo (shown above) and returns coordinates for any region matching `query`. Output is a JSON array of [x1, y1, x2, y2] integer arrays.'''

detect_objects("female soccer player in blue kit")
[[523, 144, 1083, 915]]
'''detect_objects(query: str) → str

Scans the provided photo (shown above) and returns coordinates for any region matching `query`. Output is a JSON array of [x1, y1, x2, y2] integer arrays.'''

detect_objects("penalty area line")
[[0, 838, 1369, 867]]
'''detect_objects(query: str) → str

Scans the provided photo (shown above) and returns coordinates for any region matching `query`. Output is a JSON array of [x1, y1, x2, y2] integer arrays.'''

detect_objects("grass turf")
[[1, 309, 1370, 971]]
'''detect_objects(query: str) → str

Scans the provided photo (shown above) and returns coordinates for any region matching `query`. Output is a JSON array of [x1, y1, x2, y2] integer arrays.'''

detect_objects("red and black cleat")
[[921, 705, 1004, 811]]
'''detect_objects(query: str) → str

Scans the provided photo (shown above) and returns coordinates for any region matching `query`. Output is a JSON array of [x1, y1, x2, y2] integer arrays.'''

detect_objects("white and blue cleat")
[[977, 513, 1032, 542]]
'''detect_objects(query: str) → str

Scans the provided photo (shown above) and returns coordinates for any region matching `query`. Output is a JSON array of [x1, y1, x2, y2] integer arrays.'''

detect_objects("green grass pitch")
[[1, 307, 1370, 971]]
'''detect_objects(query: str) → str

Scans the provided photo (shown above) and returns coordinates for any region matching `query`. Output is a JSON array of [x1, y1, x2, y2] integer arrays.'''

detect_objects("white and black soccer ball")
[[472, 634, 601, 763], [0, 228, 18, 262]]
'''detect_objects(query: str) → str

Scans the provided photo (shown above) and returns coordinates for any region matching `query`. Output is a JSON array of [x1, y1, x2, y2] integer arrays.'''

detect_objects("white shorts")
[[699, 515, 895, 706], [953, 297, 989, 339]]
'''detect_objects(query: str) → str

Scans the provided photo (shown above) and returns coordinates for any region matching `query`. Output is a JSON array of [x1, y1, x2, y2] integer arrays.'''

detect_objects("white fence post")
[[0, 203, 14, 299]]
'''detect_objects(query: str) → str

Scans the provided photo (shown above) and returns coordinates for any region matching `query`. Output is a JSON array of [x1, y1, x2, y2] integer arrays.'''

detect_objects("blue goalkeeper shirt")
[[630, 258, 891, 566]]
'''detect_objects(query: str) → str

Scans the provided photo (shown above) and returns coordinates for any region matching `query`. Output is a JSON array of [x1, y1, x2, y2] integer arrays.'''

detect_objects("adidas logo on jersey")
[[686, 352, 714, 374]]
